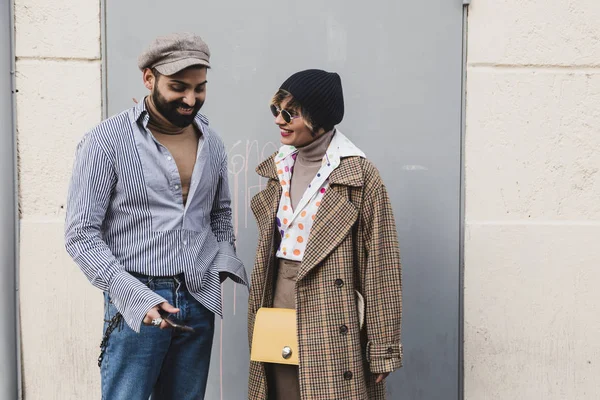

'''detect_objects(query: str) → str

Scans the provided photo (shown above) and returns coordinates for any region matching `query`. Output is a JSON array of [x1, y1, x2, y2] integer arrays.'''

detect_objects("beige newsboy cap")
[[138, 32, 210, 76]]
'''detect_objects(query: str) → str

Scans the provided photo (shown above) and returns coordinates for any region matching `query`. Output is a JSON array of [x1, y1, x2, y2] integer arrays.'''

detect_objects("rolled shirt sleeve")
[[65, 133, 165, 332], [209, 145, 248, 286]]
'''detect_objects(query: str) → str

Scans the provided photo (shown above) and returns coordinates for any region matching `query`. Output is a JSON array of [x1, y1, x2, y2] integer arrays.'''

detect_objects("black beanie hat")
[[279, 69, 344, 131]]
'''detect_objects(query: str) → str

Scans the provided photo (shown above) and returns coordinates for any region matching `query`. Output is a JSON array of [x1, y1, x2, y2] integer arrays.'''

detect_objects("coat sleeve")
[[361, 183, 403, 374]]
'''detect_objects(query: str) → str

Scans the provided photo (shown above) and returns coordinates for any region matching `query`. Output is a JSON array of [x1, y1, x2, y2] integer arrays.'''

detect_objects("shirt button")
[[387, 347, 394, 354], [335, 279, 344, 288], [344, 371, 353, 380], [174, 185, 180, 190], [167, 156, 172, 161], [339, 325, 348, 335]]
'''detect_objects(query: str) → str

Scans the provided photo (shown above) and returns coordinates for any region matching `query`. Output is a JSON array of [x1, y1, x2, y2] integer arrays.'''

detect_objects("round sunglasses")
[[270, 104, 300, 124]]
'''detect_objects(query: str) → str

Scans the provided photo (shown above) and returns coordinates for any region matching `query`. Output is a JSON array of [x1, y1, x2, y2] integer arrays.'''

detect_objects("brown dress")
[[268, 132, 333, 399]]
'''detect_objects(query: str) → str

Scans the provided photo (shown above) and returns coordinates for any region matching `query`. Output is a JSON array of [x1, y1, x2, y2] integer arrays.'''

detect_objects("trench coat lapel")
[[251, 155, 281, 310], [297, 157, 364, 281], [250, 179, 280, 242], [253, 154, 281, 251]]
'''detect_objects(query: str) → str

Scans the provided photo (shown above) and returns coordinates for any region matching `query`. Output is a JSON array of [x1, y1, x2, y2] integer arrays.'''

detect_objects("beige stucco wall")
[[15, 0, 103, 399], [464, 1, 600, 399], [13, 0, 600, 399]]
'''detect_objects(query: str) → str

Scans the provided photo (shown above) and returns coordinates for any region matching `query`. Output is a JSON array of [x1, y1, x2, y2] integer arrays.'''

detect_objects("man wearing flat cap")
[[65, 32, 247, 399]]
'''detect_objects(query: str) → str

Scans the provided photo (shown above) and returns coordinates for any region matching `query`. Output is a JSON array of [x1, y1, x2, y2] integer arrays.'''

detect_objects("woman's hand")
[[375, 373, 390, 383]]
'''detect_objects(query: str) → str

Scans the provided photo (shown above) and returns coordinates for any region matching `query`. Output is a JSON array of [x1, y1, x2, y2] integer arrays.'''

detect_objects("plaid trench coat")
[[248, 153, 402, 400]]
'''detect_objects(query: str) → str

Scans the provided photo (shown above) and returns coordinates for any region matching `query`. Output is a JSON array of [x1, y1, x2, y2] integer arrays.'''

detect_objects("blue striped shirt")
[[65, 99, 248, 332]]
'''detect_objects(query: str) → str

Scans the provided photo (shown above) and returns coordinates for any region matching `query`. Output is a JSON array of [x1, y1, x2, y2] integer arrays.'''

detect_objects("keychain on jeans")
[[98, 312, 123, 368]]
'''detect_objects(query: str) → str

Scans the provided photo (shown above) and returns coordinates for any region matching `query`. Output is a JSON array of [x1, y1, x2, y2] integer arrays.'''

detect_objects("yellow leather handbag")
[[250, 307, 299, 365]]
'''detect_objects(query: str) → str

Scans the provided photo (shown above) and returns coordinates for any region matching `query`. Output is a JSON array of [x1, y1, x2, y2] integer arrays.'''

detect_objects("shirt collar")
[[327, 129, 366, 159], [274, 129, 365, 165]]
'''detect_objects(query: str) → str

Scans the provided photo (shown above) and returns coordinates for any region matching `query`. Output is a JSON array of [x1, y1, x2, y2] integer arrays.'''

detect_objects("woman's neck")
[[296, 130, 334, 165]]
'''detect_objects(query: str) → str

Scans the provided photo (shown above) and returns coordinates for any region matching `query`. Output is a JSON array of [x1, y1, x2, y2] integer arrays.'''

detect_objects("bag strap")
[[259, 222, 278, 309]]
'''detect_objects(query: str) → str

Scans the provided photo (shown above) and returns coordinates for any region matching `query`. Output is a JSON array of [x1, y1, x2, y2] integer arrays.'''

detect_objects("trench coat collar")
[[256, 129, 366, 188], [256, 153, 364, 187]]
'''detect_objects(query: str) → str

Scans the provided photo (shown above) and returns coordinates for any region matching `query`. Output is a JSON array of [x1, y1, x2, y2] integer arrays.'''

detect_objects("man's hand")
[[375, 373, 390, 384], [142, 302, 179, 329]]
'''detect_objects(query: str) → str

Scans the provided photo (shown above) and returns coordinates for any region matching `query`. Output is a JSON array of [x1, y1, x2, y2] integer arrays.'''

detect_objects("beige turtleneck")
[[289, 130, 334, 210], [145, 96, 200, 205]]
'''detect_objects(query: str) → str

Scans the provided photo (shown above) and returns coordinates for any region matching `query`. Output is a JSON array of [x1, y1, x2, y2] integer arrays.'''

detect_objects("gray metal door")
[[104, 1, 464, 398]]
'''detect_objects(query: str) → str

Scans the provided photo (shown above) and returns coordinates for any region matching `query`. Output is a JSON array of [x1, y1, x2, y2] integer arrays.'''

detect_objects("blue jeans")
[[101, 274, 215, 400]]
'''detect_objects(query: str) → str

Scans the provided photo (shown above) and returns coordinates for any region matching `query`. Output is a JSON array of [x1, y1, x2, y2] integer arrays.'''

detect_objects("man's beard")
[[152, 89, 203, 128]]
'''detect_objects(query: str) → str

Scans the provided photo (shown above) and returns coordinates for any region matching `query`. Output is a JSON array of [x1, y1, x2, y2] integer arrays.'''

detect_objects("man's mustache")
[[174, 103, 198, 110]]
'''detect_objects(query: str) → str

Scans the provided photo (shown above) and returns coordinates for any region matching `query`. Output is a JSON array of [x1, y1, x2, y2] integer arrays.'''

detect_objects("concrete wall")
[[12, 0, 600, 399], [464, 1, 600, 399], [15, 0, 103, 398]]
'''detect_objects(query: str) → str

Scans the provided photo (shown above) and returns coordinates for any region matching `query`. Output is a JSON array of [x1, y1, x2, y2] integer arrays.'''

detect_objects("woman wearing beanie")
[[248, 69, 402, 399]]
